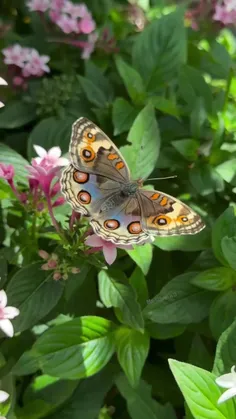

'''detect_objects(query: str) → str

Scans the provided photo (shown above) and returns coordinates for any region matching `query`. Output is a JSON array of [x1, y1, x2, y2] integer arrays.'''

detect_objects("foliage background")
[[1, 0, 236, 418]]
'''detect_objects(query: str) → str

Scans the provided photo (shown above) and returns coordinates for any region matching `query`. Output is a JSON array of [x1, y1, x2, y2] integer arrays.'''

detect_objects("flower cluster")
[[2, 44, 50, 87], [27, 0, 97, 59], [213, 1, 236, 25], [39, 250, 80, 280]]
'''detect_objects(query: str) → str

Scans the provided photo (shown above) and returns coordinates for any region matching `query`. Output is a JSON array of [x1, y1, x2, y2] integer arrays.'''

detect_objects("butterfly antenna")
[[145, 175, 177, 182]]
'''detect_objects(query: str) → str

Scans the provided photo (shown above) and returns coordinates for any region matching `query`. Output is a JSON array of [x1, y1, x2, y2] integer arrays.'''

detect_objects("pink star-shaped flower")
[[0, 163, 14, 181], [22, 49, 50, 77], [85, 234, 133, 265], [2, 44, 26, 68], [27, 0, 50, 12]]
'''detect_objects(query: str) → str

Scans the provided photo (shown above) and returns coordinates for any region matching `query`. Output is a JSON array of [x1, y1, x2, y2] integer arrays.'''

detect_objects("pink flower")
[[27, 145, 69, 194], [81, 32, 98, 59], [56, 14, 79, 33], [22, 49, 50, 77], [2, 44, 26, 68], [38, 250, 49, 260], [13, 76, 24, 86], [27, 0, 50, 12], [50, 0, 65, 10], [79, 16, 96, 34], [213, 3, 236, 25], [0, 290, 20, 337], [63, 1, 88, 18], [0, 163, 14, 182], [0, 390, 9, 404], [85, 234, 133, 265]]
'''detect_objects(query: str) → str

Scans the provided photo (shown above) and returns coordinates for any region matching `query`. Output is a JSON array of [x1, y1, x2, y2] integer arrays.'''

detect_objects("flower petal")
[[85, 235, 104, 248], [0, 319, 14, 337], [4, 306, 20, 319], [34, 145, 47, 158], [48, 146, 61, 158], [218, 387, 236, 404], [0, 78, 7, 86], [57, 157, 70, 166], [0, 290, 7, 308], [216, 372, 236, 389], [103, 245, 117, 265], [0, 102, 5, 109], [0, 390, 9, 403]]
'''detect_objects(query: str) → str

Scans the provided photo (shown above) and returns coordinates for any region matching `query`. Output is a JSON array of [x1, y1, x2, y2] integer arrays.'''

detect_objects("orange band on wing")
[[108, 153, 119, 160], [151, 193, 160, 200], [160, 196, 168, 206]]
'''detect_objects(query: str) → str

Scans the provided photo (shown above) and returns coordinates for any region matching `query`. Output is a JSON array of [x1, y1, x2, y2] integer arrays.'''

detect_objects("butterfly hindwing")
[[138, 189, 205, 236], [69, 117, 130, 182]]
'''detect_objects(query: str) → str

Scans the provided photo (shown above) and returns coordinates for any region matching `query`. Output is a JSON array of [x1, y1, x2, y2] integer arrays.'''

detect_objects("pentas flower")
[[85, 234, 133, 265], [0, 290, 20, 338], [27, 145, 69, 194], [22, 50, 50, 77], [2, 44, 26, 68], [27, 0, 50, 12], [0, 163, 14, 182], [216, 365, 236, 404], [213, 2, 236, 24]]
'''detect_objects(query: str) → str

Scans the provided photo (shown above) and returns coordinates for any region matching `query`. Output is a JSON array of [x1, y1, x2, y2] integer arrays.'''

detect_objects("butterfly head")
[[120, 182, 139, 197]]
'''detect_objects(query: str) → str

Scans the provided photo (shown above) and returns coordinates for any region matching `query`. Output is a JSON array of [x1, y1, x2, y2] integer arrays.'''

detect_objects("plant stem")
[[46, 195, 68, 245]]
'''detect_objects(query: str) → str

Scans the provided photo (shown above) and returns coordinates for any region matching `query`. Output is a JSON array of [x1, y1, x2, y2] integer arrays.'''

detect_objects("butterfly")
[[60, 117, 205, 245]]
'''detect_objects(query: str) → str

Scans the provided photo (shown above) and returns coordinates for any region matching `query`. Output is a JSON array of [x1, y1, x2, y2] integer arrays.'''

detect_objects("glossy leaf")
[[191, 267, 236, 291], [0, 100, 36, 129], [209, 289, 236, 340], [112, 98, 138, 135], [126, 243, 153, 275], [213, 319, 236, 375], [115, 56, 146, 105]]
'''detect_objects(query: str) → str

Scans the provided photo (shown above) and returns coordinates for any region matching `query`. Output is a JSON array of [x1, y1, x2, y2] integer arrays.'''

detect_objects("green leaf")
[[178, 65, 213, 113], [154, 228, 210, 252], [0, 251, 7, 286], [143, 272, 215, 324], [190, 98, 207, 139], [189, 165, 224, 196], [133, 8, 186, 90], [212, 207, 236, 266], [32, 316, 115, 379], [213, 319, 236, 375], [98, 270, 144, 332], [147, 322, 186, 340], [169, 359, 236, 419], [0, 143, 29, 185], [116, 374, 177, 419], [171, 139, 199, 161], [0, 100, 36, 129], [79, 76, 110, 108], [12, 350, 39, 376], [126, 243, 153, 275], [188, 335, 213, 371], [149, 96, 180, 118], [115, 327, 149, 387], [120, 105, 160, 179], [215, 158, 236, 183], [129, 267, 149, 308], [6, 262, 63, 333], [191, 267, 236, 291], [115, 56, 146, 105], [112, 98, 139, 136], [209, 289, 236, 340], [46, 367, 114, 419], [27, 116, 74, 159], [221, 236, 236, 270], [85, 61, 114, 103]]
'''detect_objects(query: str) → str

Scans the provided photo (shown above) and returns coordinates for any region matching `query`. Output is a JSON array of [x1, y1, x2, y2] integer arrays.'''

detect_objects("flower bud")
[[41, 263, 50, 270], [48, 259, 57, 269], [53, 272, 61, 281], [62, 273, 68, 280], [39, 250, 49, 260], [71, 267, 80, 274]]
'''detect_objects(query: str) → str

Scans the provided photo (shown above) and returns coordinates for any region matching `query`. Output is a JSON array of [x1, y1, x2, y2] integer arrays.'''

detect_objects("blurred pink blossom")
[[27, 0, 50, 12], [50, 0, 65, 10], [85, 234, 133, 265], [13, 76, 24, 86], [0, 290, 20, 337], [213, 2, 236, 24], [56, 14, 79, 34], [80, 16, 96, 34], [0, 163, 14, 182], [2, 44, 26, 68], [22, 50, 50, 77]]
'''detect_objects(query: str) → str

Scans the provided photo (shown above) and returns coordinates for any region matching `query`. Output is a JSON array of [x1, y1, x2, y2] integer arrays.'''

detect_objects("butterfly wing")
[[60, 164, 149, 245], [138, 189, 205, 236], [69, 117, 130, 183]]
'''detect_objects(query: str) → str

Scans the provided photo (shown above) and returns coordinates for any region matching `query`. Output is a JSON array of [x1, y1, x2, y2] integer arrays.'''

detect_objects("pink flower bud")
[[41, 263, 50, 270], [50, 181, 61, 197], [13, 76, 24, 86], [53, 271, 61, 281], [48, 259, 57, 269], [37, 202, 45, 211], [71, 267, 80, 274], [39, 250, 49, 260], [52, 196, 66, 207]]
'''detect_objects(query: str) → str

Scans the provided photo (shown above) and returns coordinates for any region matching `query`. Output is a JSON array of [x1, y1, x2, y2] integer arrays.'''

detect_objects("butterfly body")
[[61, 117, 205, 245]]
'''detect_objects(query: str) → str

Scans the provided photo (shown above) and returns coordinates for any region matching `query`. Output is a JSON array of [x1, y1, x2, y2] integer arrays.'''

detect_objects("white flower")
[[0, 77, 7, 109], [33, 145, 69, 167], [0, 290, 20, 338], [216, 365, 236, 404], [0, 390, 9, 403]]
